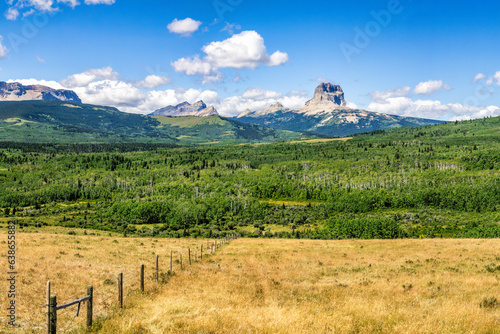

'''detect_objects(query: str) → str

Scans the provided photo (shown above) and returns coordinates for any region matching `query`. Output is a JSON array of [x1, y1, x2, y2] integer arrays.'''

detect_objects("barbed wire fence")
[[41, 234, 238, 333]]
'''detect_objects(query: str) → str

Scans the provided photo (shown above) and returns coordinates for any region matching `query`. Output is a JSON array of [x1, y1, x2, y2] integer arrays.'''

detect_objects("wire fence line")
[[43, 234, 239, 333]]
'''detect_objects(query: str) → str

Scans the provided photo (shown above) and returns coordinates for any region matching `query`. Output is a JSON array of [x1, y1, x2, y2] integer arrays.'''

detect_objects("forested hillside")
[[0, 116, 499, 239], [0, 100, 315, 144]]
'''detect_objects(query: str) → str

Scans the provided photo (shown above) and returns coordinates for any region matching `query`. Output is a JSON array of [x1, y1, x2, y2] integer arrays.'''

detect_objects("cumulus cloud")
[[136, 75, 171, 89], [0, 36, 8, 59], [84, 0, 115, 4], [414, 80, 451, 96], [5, 0, 114, 20], [473, 73, 486, 83], [486, 71, 500, 86], [7, 78, 65, 89], [167, 18, 202, 36], [216, 87, 308, 116], [367, 97, 500, 121], [172, 31, 289, 83], [5, 7, 19, 20], [369, 86, 410, 102], [61, 66, 118, 87]]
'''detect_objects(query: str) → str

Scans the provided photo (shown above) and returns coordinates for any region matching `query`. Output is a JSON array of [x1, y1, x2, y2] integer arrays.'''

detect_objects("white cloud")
[[203, 31, 288, 69], [5, 7, 19, 20], [36, 56, 45, 62], [172, 31, 289, 83], [167, 18, 202, 36], [216, 87, 308, 116], [58, 0, 80, 8], [136, 75, 171, 89], [0, 36, 8, 59], [7, 78, 65, 89], [473, 73, 486, 83], [84, 0, 115, 4], [486, 71, 500, 86], [72, 80, 144, 108], [369, 86, 410, 102], [61, 66, 118, 87], [367, 97, 500, 121], [414, 80, 451, 96], [172, 56, 215, 76], [5, 0, 114, 20], [221, 22, 241, 35]]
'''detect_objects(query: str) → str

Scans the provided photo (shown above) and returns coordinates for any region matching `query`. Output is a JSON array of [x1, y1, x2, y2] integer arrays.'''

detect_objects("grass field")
[[1, 232, 499, 333], [0, 230, 216, 333], [96, 238, 499, 333]]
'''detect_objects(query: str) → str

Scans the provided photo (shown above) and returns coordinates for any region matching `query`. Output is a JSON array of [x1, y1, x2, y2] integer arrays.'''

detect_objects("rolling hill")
[[0, 100, 318, 144]]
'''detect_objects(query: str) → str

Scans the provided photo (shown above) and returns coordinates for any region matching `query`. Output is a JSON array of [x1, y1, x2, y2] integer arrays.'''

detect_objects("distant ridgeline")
[[234, 83, 444, 137]]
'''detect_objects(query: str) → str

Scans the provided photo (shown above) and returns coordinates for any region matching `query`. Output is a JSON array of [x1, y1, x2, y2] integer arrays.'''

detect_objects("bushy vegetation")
[[0, 116, 499, 238]]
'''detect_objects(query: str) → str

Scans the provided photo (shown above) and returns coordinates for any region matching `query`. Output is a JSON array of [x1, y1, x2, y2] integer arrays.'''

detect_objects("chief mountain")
[[0, 81, 444, 143], [234, 83, 444, 136]]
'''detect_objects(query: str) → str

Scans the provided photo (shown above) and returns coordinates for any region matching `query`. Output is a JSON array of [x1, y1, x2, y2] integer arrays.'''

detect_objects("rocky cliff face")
[[234, 82, 444, 137], [150, 100, 219, 117], [304, 82, 346, 107], [0, 82, 81, 103]]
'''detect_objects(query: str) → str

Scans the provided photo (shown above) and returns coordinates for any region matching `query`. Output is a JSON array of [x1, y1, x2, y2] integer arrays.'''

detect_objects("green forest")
[[0, 116, 499, 239]]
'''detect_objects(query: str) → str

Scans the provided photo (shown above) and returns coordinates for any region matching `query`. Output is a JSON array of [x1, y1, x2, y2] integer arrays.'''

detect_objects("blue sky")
[[1, 0, 499, 120]]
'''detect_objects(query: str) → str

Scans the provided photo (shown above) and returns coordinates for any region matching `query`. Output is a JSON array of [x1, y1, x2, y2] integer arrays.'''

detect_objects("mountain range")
[[234, 83, 444, 136], [0, 81, 446, 142], [150, 100, 219, 117], [0, 82, 81, 103]]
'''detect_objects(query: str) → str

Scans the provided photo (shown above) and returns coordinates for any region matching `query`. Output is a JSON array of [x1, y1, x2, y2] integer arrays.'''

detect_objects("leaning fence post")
[[87, 285, 93, 330], [140, 264, 145, 292], [118, 273, 123, 308], [47, 281, 51, 334], [156, 255, 159, 283], [188, 248, 191, 265], [48, 294, 56, 334], [170, 250, 173, 273]]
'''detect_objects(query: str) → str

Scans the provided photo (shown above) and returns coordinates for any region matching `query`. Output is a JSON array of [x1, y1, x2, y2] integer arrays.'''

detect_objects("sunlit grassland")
[[0, 231, 213, 333], [96, 238, 500, 333]]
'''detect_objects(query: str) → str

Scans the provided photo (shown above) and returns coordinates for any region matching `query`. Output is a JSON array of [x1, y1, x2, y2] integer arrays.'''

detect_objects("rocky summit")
[[0, 82, 81, 103], [304, 82, 346, 107], [150, 100, 219, 117], [234, 82, 444, 137]]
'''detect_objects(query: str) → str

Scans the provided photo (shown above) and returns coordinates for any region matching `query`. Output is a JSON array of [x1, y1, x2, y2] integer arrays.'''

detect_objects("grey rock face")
[[0, 82, 81, 103], [305, 82, 346, 107], [151, 100, 219, 117]]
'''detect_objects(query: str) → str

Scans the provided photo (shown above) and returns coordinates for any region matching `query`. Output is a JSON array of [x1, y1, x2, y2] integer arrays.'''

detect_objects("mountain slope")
[[0, 82, 81, 103], [150, 101, 219, 117], [0, 100, 316, 144], [235, 83, 444, 137]]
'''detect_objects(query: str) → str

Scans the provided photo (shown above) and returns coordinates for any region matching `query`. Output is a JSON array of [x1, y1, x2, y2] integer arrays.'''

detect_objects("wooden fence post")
[[156, 255, 159, 283], [140, 264, 145, 292], [118, 273, 123, 308], [170, 250, 173, 273], [48, 295, 56, 334], [188, 248, 191, 265], [47, 281, 50, 334], [86, 285, 93, 330]]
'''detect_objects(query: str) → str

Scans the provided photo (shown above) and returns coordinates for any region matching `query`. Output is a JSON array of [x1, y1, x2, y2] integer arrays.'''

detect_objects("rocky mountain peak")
[[0, 81, 81, 103], [150, 100, 219, 117], [305, 82, 346, 107]]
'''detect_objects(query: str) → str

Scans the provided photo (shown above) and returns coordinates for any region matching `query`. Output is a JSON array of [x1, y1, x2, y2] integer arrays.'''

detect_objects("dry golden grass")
[[0, 231, 215, 333], [97, 238, 500, 334]]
